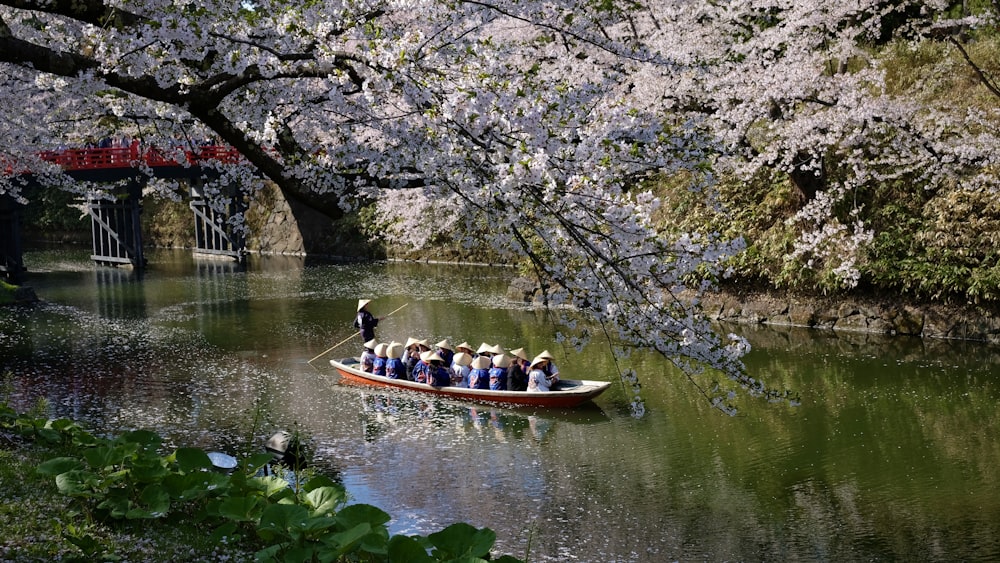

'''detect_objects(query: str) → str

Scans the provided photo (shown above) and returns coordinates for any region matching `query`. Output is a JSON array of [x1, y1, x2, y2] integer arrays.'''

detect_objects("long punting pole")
[[307, 302, 409, 364]]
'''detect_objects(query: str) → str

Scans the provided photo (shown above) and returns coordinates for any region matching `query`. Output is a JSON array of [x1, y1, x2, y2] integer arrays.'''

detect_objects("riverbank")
[[506, 277, 1000, 345], [700, 289, 1000, 344]]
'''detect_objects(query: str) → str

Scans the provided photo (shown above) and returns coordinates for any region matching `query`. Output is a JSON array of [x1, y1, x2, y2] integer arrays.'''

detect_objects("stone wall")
[[699, 291, 1000, 343], [142, 181, 375, 258], [506, 278, 1000, 344]]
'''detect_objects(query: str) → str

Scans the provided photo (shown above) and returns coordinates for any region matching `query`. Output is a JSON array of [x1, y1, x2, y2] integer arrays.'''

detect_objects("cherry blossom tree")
[[0, 0, 993, 413]]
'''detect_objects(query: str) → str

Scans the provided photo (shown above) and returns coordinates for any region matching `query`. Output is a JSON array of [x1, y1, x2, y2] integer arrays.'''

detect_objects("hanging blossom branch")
[[1, 0, 991, 414]]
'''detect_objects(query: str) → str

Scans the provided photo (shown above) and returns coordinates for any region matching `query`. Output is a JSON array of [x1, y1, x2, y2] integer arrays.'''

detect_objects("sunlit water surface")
[[2, 248, 999, 562]]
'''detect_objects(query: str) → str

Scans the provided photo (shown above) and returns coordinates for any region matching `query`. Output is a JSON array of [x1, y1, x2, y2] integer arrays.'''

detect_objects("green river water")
[[1, 248, 998, 562]]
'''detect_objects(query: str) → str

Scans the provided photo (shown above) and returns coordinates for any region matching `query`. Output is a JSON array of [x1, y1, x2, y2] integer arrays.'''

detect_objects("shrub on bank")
[[0, 402, 524, 562]]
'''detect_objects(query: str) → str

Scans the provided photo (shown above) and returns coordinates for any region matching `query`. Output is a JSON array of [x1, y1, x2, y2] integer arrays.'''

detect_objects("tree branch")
[[948, 36, 1000, 100]]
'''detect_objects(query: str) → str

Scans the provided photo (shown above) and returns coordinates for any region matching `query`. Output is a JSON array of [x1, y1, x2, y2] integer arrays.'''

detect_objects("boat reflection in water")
[[354, 388, 609, 445]]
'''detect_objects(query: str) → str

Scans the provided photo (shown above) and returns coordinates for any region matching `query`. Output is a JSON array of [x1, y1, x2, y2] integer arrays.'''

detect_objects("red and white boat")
[[328, 357, 611, 408]]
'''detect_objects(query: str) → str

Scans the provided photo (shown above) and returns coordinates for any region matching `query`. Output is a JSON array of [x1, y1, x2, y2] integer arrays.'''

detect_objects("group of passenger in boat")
[[358, 338, 561, 392], [350, 298, 560, 392]]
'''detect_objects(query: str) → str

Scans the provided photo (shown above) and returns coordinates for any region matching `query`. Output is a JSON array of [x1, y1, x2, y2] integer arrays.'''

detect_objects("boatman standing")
[[354, 299, 380, 342]]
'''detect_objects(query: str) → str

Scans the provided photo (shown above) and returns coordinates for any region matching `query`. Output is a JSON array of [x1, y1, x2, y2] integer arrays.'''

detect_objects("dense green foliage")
[[0, 280, 16, 304], [19, 183, 86, 236], [0, 402, 523, 562]]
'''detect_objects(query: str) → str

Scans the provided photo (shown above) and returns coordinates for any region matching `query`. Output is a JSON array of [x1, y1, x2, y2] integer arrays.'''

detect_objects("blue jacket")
[[469, 368, 490, 389], [385, 358, 405, 379], [488, 367, 508, 391]]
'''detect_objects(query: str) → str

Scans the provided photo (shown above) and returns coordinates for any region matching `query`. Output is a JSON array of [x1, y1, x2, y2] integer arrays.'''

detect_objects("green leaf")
[[387, 535, 434, 563], [302, 474, 339, 492], [241, 452, 276, 474], [120, 429, 162, 450], [218, 495, 264, 522], [257, 503, 309, 541], [130, 459, 169, 483], [249, 475, 294, 500], [304, 486, 345, 516], [210, 521, 239, 544], [97, 490, 132, 519], [47, 418, 78, 431], [134, 484, 170, 517], [334, 503, 391, 529], [36, 457, 85, 476], [427, 523, 496, 559], [63, 531, 103, 556], [175, 447, 213, 473], [163, 473, 207, 500], [55, 470, 101, 497], [35, 427, 63, 444], [299, 515, 338, 535], [326, 523, 371, 559], [84, 444, 127, 469]]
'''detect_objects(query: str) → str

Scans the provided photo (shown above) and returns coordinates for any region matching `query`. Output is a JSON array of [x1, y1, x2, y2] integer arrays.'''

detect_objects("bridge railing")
[[32, 145, 244, 171]]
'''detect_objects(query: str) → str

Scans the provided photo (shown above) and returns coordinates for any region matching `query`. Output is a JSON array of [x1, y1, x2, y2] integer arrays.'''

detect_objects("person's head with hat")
[[468, 354, 492, 389], [536, 350, 560, 378], [371, 342, 389, 375], [435, 339, 455, 364], [509, 347, 529, 362], [387, 341, 404, 360], [476, 342, 494, 357], [384, 341, 405, 379], [453, 352, 473, 368], [492, 354, 511, 369], [527, 354, 555, 391], [456, 341, 475, 355], [360, 338, 378, 372], [529, 355, 549, 370], [354, 299, 380, 342], [419, 350, 443, 365], [471, 355, 492, 370]]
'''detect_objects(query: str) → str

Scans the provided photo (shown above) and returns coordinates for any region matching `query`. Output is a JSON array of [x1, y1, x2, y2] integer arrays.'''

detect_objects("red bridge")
[[35, 145, 244, 171], [2, 145, 248, 281]]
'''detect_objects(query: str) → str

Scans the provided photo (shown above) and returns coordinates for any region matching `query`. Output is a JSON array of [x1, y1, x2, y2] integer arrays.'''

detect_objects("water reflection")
[[352, 389, 607, 445], [4, 248, 1000, 561], [93, 266, 145, 319]]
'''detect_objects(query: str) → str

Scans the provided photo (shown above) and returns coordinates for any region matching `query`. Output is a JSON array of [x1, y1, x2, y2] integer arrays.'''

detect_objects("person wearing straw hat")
[[404, 338, 431, 380], [435, 339, 455, 367], [527, 355, 556, 392], [455, 341, 475, 356], [451, 351, 473, 387], [353, 299, 380, 342], [360, 339, 378, 372], [507, 347, 530, 391], [475, 342, 495, 358], [412, 350, 433, 383], [372, 342, 389, 376], [489, 354, 511, 390], [385, 341, 405, 379], [537, 349, 560, 381], [468, 355, 492, 389], [425, 351, 451, 387]]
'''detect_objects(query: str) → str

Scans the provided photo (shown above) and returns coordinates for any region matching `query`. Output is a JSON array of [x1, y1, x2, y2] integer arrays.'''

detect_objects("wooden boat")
[[328, 357, 611, 408]]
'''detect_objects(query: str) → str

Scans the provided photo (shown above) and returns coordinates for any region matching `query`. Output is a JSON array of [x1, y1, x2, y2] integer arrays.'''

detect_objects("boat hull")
[[329, 358, 610, 408]]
